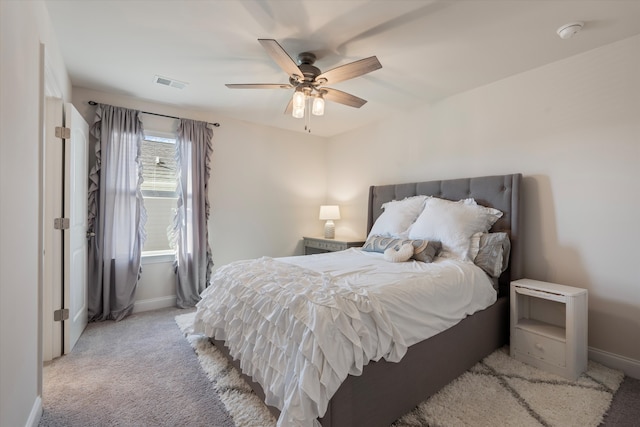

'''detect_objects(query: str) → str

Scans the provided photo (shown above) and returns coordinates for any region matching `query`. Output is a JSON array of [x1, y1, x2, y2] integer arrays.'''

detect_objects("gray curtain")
[[87, 104, 146, 321], [170, 119, 213, 307]]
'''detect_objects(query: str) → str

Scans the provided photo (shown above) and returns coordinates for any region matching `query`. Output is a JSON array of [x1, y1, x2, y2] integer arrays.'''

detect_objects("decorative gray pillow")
[[472, 232, 511, 278], [362, 235, 442, 263]]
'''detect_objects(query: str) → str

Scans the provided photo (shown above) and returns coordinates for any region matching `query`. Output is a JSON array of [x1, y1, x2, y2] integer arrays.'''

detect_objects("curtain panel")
[[170, 119, 213, 307], [87, 104, 146, 321]]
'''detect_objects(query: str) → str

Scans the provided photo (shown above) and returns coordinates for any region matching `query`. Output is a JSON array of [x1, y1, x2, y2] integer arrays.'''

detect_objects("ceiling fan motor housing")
[[290, 52, 322, 89]]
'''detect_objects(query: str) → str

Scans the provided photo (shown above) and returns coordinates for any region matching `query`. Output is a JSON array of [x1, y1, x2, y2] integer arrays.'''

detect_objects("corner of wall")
[[25, 396, 42, 427]]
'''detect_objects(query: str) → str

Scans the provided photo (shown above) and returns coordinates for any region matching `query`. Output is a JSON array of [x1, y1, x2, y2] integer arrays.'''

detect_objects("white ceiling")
[[45, 0, 640, 137]]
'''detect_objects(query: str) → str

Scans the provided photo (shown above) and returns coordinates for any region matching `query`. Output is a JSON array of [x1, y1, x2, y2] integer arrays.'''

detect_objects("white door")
[[42, 99, 89, 360], [63, 102, 89, 354]]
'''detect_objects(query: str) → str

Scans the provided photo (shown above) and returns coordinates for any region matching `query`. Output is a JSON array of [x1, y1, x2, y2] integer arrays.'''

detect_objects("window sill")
[[141, 250, 175, 264]]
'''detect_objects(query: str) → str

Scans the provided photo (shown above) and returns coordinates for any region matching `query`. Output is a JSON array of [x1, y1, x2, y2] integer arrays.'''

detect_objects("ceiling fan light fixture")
[[292, 90, 306, 109], [292, 105, 305, 119], [312, 95, 325, 116]]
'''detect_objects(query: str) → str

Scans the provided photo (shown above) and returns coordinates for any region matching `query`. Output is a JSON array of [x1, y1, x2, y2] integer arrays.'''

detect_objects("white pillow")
[[368, 195, 428, 238], [407, 197, 502, 260]]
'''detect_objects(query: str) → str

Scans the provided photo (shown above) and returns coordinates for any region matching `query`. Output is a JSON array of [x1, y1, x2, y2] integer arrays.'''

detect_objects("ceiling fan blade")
[[258, 39, 304, 79], [283, 98, 293, 115], [322, 88, 367, 108], [225, 84, 293, 89], [315, 56, 382, 85]]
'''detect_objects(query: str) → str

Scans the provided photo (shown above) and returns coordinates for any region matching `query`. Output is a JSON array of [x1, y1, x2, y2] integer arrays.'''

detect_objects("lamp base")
[[324, 220, 335, 239]]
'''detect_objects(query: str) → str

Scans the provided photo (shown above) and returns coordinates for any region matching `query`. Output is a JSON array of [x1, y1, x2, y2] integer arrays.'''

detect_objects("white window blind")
[[141, 134, 177, 252]]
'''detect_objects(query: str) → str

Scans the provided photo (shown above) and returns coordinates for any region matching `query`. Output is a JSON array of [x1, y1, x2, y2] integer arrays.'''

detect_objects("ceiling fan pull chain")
[[305, 96, 311, 132]]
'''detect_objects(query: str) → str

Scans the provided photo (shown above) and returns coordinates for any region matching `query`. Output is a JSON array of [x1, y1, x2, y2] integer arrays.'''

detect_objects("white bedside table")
[[510, 279, 588, 380]]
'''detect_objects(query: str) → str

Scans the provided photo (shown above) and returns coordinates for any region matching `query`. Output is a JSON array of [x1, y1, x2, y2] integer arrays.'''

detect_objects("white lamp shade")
[[319, 205, 340, 220]]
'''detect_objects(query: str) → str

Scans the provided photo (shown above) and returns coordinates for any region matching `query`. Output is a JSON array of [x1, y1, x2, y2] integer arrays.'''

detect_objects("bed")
[[196, 173, 522, 427]]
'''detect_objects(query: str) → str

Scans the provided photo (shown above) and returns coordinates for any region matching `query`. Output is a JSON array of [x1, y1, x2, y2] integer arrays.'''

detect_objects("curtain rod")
[[88, 100, 220, 127]]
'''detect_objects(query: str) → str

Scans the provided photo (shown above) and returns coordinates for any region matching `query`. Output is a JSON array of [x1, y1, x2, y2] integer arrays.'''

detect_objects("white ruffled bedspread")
[[193, 250, 496, 427]]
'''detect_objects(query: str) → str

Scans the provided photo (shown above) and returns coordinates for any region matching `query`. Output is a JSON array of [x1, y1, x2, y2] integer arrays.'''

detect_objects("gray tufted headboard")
[[367, 174, 523, 296]]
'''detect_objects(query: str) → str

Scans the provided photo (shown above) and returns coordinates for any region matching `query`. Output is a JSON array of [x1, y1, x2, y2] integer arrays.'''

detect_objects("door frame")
[[41, 46, 64, 366], [43, 97, 64, 362]]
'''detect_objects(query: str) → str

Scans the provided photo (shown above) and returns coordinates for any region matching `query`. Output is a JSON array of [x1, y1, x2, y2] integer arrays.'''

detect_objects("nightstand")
[[510, 279, 588, 380], [302, 236, 365, 255]]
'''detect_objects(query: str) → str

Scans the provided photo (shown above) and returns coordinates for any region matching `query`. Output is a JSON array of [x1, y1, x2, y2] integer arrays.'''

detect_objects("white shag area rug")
[[176, 312, 623, 427]]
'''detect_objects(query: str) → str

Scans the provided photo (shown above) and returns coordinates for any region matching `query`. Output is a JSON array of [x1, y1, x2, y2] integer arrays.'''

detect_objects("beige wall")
[[2, 4, 637, 425], [0, 1, 71, 426], [135, 256, 176, 312], [327, 35, 640, 370]]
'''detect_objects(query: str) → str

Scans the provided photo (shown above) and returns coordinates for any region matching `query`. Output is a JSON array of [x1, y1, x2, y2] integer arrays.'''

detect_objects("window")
[[140, 133, 178, 254]]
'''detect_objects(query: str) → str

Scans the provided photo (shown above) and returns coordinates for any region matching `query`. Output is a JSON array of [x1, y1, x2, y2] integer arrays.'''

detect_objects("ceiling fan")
[[226, 39, 382, 120]]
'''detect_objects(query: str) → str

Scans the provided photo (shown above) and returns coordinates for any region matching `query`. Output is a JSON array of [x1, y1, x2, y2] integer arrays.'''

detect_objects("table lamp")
[[319, 205, 340, 239]]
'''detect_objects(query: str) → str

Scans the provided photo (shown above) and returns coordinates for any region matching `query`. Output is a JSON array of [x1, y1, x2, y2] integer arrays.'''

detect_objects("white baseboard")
[[26, 396, 42, 427], [589, 346, 640, 379], [133, 295, 176, 313]]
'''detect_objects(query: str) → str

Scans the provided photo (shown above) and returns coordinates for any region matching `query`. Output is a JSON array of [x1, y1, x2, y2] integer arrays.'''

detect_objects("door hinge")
[[54, 308, 69, 322], [55, 126, 71, 139], [54, 217, 70, 230]]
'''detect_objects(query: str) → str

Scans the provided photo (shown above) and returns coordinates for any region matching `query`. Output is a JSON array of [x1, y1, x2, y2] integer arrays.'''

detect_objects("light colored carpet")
[[176, 312, 624, 427], [40, 308, 234, 427]]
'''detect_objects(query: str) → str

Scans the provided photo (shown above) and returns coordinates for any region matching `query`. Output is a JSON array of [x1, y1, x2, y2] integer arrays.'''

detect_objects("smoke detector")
[[557, 22, 584, 39]]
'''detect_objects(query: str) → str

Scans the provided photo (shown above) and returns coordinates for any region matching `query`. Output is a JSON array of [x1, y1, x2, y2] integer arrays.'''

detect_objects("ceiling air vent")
[[153, 75, 188, 90]]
